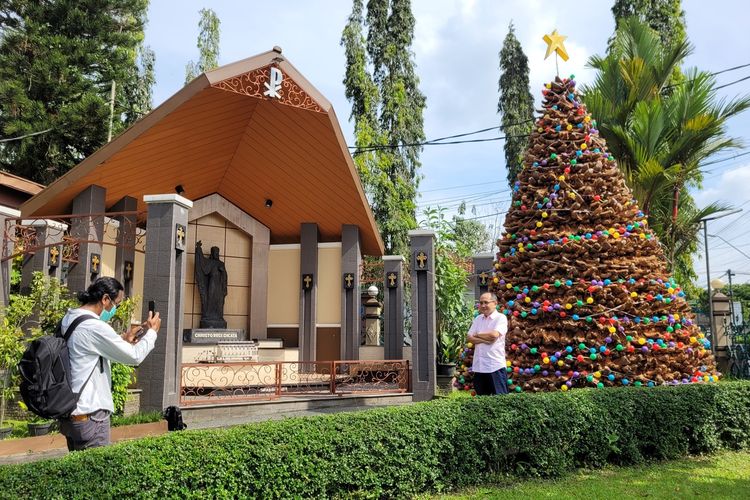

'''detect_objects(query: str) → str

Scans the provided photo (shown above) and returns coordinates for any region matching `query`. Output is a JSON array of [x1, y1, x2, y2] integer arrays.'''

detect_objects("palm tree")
[[582, 18, 750, 286]]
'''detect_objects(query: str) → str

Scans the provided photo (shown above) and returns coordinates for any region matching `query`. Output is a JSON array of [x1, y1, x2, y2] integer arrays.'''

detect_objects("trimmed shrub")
[[1, 382, 749, 498]]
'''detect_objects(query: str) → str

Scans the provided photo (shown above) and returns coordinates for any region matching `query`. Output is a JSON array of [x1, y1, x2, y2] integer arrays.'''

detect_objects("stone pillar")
[[299, 223, 318, 363], [66, 185, 106, 294], [340, 225, 361, 360], [712, 291, 731, 374], [138, 194, 192, 412], [363, 291, 382, 346], [0, 207, 20, 306], [383, 255, 404, 359], [111, 196, 138, 297], [19, 219, 67, 293], [472, 252, 494, 300], [409, 230, 437, 401]]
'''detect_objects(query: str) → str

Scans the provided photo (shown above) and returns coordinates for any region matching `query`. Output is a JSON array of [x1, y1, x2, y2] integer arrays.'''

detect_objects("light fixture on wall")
[[175, 184, 185, 196], [265, 199, 273, 208]]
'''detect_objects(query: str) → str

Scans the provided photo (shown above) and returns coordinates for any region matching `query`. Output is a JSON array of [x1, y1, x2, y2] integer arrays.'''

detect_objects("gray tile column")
[[409, 230, 436, 402], [111, 196, 138, 296], [66, 185, 106, 294], [472, 252, 494, 300], [19, 219, 67, 293], [341, 225, 361, 360], [138, 194, 192, 412], [299, 223, 318, 363], [0, 207, 20, 306], [383, 255, 404, 360]]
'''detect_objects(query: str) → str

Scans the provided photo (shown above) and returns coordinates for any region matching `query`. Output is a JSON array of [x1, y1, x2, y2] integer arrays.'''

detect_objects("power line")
[[716, 74, 750, 91], [419, 180, 505, 194], [709, 234, 750, 261], [0, 128, 52, 143]]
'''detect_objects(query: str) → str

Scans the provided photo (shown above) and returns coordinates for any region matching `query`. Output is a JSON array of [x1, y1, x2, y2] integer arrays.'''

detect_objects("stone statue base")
[[183, 328, 246, 344], [200, 318, 227, 329]]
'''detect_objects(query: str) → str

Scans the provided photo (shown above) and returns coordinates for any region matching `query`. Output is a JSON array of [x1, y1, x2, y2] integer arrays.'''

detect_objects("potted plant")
[[0, 300, 30, 439], [0, 273, 74, 439], [19, 401, 54, 436]]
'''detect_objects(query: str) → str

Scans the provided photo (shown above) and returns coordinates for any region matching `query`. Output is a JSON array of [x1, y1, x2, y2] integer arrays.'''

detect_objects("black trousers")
[[473, 369, 509, 396]]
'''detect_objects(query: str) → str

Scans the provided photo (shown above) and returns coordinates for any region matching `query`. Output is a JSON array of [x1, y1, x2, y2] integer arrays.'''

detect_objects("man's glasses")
[[478, 300, 496, 305]]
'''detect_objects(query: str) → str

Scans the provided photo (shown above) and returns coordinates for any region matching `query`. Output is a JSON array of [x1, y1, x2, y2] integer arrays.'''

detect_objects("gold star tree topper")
[[543, 29, 569, 61]]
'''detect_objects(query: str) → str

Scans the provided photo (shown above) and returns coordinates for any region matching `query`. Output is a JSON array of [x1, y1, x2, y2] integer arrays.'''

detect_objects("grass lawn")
[[432, 450, 750, 499]]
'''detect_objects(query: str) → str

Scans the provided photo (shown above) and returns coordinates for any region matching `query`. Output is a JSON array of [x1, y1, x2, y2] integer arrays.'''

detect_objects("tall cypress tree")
[[341, 0, 380, 195], [0, 0, 149, 184], [498, 22, 534, 188], [185, 8, 221, 84], [342, 0, 425, 256]]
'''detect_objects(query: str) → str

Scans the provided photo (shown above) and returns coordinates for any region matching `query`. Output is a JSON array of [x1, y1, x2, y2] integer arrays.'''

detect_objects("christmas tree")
[[489, 75, 718, 392]]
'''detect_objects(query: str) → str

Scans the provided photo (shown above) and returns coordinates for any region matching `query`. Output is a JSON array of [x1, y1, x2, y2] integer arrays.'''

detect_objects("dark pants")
[[473, 369, 509, 396], [59, 409, 111, 451]]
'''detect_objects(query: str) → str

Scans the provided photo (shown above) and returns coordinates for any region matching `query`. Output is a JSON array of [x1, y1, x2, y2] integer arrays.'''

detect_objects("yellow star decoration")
[[543, 29, 569, 62]]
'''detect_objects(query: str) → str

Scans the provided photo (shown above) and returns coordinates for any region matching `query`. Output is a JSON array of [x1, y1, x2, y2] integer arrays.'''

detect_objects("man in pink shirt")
[[467, 292, 509, 395]]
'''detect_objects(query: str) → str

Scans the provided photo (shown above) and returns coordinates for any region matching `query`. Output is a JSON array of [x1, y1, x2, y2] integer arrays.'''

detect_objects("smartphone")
[[134, 300, 156, 342]]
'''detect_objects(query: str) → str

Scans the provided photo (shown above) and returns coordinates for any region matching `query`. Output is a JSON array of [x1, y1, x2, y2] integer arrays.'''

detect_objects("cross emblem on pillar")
[[49, 246, 60, 267], [175, 224, 186, 251], [343, 273, 354, 289], [479, 271, 488, 286], [90, 253, 101, 274], [415, 251, 428, 270], [302, 273, 313, 291], [124, 261, 133, 281], [387, 272, 398, 288]]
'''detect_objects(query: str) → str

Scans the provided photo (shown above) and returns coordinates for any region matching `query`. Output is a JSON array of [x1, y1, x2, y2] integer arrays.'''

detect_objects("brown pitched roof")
[[20, 48, 383, 255]]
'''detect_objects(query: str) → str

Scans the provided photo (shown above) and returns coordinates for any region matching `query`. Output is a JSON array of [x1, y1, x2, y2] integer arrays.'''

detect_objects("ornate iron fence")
[[1, 211, 147, 263], [180, 360, 410, 406]]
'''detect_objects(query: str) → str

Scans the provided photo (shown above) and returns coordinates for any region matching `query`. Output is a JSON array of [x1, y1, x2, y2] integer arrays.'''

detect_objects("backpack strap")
[[61, 315, 95, 341]]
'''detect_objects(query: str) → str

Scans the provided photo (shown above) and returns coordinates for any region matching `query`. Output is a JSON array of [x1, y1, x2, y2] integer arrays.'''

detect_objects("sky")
[[144, 0, 750, 286]]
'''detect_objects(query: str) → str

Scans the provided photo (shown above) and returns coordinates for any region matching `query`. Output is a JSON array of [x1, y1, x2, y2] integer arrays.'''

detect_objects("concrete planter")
[[0, 420, 167, 465]]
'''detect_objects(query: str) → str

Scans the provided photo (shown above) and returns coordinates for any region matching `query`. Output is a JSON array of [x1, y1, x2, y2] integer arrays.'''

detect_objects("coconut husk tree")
[[488, 75, 718, 392]]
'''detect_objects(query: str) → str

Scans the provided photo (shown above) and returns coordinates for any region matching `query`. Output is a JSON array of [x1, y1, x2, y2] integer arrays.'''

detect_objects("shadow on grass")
[[433, 450, 750, 499]]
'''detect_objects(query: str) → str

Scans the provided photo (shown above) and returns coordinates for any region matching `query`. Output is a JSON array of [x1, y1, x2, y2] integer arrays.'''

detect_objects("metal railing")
[[180, 359, 410, 406]]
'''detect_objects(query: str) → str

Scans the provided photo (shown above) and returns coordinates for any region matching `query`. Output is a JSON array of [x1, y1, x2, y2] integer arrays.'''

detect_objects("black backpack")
[[18, 315, 99, 419]]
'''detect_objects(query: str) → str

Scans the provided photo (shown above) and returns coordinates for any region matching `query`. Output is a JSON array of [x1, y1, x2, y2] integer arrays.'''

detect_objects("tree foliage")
[[184, 8, 220, 84], [582, 18, 750, 288], [342, 0, 426, 256], [0, 0, 151, 184], [421, 207, 473, 364], [611, 0, 687, 49], [498, 21, 534, 188]]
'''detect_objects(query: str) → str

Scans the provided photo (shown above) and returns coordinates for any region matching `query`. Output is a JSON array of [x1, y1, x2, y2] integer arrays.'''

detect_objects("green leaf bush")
[[1, 382, 749, 498]]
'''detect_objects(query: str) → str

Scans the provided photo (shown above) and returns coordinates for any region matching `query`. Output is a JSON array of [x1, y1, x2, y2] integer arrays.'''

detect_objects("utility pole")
[[728, 269, 736, 329], [700, 208, 743, 354]]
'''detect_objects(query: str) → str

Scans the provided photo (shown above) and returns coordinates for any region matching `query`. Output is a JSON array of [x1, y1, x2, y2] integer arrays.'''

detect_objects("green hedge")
[[1, 382, 750, 498]]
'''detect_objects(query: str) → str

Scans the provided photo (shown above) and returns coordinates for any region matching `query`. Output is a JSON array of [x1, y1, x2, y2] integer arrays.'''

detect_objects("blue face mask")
[[100, 302, 117, 323]]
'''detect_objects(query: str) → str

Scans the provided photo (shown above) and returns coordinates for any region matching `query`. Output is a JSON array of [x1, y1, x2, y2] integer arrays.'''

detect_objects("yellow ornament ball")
[[630, 292, 638, 298], [467, 342, 474, 348], [638, 338, 646, 345], [506, 360, 512, 367], [558, 360, 565, 367], [566, 124, 573, 131], [561, 385, 569, 392], [586, 297, 594, 304], [543, 357, 550, 364], [558, 175, 565, 181], [608, 326, 616, 333], [565, 303, 572, 309], [594, 371, 602, 378], [580, 143, 587, 150], [536, 221, 543, 228]]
